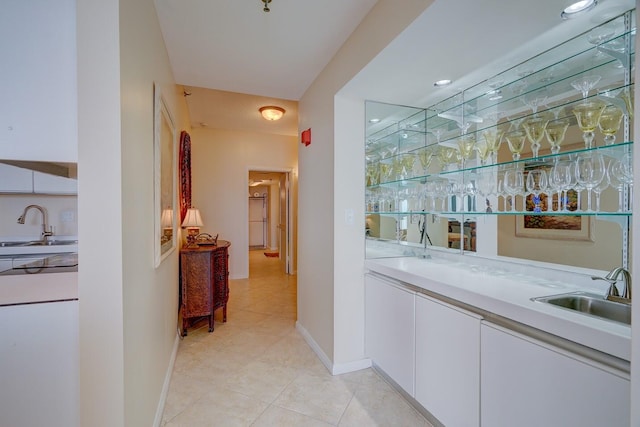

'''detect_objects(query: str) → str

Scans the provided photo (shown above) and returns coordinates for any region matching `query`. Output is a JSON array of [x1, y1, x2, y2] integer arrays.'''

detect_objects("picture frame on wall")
[[154, 83, 177, 267]]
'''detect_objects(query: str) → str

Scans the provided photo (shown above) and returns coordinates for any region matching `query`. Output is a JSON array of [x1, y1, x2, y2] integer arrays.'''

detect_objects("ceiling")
[[155, 0, 635, 136]]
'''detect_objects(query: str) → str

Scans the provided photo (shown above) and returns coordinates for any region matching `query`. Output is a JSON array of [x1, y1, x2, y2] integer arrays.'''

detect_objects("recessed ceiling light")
[[433, 79, 452, 87], [369, 118, 381, 123], [561, 0, 597, 19]]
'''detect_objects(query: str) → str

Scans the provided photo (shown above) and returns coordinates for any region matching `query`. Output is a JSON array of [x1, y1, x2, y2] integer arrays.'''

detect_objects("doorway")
[[248, 170, 292, 274]]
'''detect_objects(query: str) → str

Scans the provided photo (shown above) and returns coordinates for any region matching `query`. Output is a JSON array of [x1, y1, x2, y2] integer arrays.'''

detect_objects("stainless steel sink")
[[532, 292, 631, 325], [0, 241, 28, 247]]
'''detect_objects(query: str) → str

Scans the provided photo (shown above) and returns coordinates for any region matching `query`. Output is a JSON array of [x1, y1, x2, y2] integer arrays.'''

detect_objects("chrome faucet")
[[17, 205, 53, 243], [592, 267, 632, 304]]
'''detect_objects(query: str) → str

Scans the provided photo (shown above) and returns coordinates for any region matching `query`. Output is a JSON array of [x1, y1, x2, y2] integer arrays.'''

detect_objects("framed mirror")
[[154, 83, 177, 267]]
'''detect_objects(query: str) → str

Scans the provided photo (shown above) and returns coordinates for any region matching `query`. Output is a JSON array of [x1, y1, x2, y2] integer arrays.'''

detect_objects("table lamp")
[[181, 208, 203, 248]]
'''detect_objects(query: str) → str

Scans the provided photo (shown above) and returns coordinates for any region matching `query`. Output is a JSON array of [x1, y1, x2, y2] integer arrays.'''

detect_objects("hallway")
[[162, 250, 431, 426]]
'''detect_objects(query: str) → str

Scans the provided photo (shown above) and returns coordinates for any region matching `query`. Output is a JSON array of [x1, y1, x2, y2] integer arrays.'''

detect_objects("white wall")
[[190, 127, 297, 279], [297, 0, 434, 369], [0, 195, 77, 239], [77, 0, 124, 425], [78, 0, 190, 425]]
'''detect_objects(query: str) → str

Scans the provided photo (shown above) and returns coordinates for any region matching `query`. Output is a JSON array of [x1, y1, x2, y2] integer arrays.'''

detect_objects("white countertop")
[[0, 272, 78, 306], [365, 256, 631, 361]]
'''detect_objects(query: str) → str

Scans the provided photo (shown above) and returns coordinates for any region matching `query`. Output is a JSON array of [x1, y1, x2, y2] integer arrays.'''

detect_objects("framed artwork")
[[154, 83, 177, 267], [515, 192, 593, 241]]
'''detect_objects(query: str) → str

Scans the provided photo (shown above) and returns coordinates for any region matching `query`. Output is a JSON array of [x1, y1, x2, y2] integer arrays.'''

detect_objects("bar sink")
[[532, 292, 631, 325]]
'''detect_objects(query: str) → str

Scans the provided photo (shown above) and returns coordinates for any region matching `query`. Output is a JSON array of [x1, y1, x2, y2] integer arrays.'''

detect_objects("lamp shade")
[[181, 208, 203, 228], [161, 208, 173, 228], [259, 106, 285, 121]]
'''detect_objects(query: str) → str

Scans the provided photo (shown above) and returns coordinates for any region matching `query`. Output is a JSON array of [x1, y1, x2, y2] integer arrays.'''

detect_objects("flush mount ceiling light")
[[561, 0, 597, 19], [262, 0, 272, 12], [369, 118, 381, 123], [259, 106, 285, 121], [433, 79, 452, 87]]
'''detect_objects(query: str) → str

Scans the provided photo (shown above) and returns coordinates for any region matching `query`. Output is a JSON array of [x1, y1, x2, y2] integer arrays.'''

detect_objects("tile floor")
[[162, 250, 432, 426]]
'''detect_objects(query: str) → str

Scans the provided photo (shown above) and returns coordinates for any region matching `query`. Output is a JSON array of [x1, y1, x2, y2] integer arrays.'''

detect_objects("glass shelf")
[[367, 141, 633, 188], [365, 9, 635, 265]]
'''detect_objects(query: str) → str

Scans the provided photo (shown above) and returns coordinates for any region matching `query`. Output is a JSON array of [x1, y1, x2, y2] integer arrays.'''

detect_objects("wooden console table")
[[179, 240, 230, 336]]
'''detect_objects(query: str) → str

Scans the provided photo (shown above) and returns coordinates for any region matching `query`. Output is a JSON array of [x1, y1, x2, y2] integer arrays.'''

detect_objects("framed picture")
[[154, 83, 177, 267], [515, 192, 593, 241]]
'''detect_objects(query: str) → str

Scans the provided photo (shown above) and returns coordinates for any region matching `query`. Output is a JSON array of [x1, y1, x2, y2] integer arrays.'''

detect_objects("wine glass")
[[570, 75, 601, 100], [544, 118, 570, 155], [550, 161, 574, 211], [505, 130, 526, 161], [456, 134, 476, 169], [573, 101, 606, 149], [418, 148, 434, 175], [575, 153, 606, 212], [437, 146, 457, 171], [608, 159, 626, 212], [503, 169, 524, 212], [523, 115, 549, 158], [526, 169, 548, 212], [598, 105, 624, 145], [482, 128, 504, 164], [592, 173, 609, 213]]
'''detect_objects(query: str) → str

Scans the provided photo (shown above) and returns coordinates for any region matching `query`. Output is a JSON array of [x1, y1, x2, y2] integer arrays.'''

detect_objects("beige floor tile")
[[164, 387, 269, 427], [338, 376, 432, 427], [161, 374, 215, 424], [224, 360, 299, 404], [272, 372, 359, 424], [251, 405, 333, 427]]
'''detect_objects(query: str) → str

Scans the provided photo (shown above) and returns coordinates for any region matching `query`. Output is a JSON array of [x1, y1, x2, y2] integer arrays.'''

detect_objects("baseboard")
[[295, 321, 371, 376], [153, 331, 180, 427]]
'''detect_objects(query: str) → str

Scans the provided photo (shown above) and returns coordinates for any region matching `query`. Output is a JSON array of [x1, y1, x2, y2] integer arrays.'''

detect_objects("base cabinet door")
[[481, 322, 629, 427], [365, 274, 415, 395], [415, 294, 481, 427], [0, 301, 78, 427]]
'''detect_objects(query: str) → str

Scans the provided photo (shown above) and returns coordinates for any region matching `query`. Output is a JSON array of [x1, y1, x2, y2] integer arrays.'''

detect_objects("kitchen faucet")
[[17, 205, 53, 244], [592, 267, 632, 304]]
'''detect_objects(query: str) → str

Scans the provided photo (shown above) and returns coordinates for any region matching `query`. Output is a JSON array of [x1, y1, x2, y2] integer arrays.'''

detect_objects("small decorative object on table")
[[196, 233, 218, 246]]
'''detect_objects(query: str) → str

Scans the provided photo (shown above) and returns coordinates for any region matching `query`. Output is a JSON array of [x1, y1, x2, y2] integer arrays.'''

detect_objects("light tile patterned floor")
[[162, 250, 432, 426]]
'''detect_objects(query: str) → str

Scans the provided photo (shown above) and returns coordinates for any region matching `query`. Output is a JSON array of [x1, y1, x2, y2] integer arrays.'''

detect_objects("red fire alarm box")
[[301, 128, 311, 146]]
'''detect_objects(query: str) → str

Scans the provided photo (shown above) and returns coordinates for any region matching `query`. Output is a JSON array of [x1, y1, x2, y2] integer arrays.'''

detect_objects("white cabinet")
[[365, 273, 415, 395], [481, 322, 629, 427], [0, 300, 79, 427], [0, 0, 77, 162], [0, 163, 33, 192], [33, 171, 77, 194], [415, 294, 481, 427]]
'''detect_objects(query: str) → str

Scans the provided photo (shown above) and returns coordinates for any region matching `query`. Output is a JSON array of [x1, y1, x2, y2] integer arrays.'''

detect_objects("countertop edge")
[[0, 272, 78, 306]]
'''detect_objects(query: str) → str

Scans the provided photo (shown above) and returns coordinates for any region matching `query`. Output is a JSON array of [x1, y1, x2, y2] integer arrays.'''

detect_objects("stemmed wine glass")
[[523, 115, 550, 158], [503, 169, 524, 212], [598, 105, 624, 145], [575, 153, 606, 212], [505, 130, 527, 161], [482, 128, 504, 164], [456, 134, 476, 169], [608, 159, 627, 212], [545, 118, 570, 155], [437, 147, 457, 171], [418, 148, 434, 176], [550, 161, 574, 211], [571, 75, 602, 100], [573, 100, 606, 149], [526, 169, 548, 212], [592, 173, 609, 213]]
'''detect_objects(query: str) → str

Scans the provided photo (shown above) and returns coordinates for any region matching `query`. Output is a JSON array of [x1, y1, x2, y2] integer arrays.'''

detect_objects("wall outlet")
[[61, 210, 75, 222]]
